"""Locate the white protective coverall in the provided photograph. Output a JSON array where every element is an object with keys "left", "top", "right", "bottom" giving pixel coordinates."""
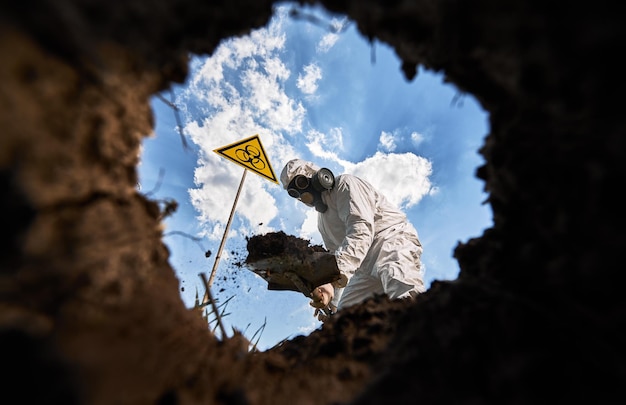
[{"left": 280, "top": 159, "right": 426, "bottom": 310}]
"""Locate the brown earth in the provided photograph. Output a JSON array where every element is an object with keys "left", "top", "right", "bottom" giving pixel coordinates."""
[
  {"left": 244, "top": 231, "right": 341, "bottom": 294},
  {"left": 1, "top": 1, "right": 624, "bottom": 404},
  {"left": 245, "top": 231, "right": 327, "bottom": 263}
]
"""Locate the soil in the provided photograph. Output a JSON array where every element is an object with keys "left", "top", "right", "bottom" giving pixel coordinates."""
[
  {"left": 1, "top": 1, "right": 624, "bottom": 405},
  {"left": 245, "top": 231, "right": 327, "bottom": 263}
]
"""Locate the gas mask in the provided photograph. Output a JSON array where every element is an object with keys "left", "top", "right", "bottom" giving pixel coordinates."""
[{"left": 287, "top": 168, "right": 335, "bottom": 213}]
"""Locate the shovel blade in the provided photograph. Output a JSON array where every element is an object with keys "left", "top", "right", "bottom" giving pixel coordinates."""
[{"left": 246, "top": 252, "right": 341, "bottom": 294}]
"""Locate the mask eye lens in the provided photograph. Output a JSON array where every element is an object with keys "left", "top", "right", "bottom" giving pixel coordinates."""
[
  {"left": 293, "top": 175, "right": 309, "bottom": 189},
  {"left": 287, "top": 175, "right": 310, "bottom": 199}
]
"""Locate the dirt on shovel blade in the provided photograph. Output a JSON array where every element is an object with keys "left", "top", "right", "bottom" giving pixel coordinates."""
[{"left": 244, "top": 231, "right": 341, "bottom": 294}]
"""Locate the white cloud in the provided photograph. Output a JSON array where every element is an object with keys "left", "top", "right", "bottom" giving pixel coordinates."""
[
  {"left": 330, "top": 17, "right": 349, "bottom": 33},
  {"left": 263, "top": 57, "right": 290, "bottom": 80},
  {"left": 316, "top": 17, "right": 348, "bottom": 53},
  {"left": 379, "top": 130, "right": 397, "bottom": 151},
  {"left": 242, "top": 67, "right": 306, "bottom": 133},
  {"left": 345, "top": 151, "right": 434, "bottom": 209},
  {"left": 411, "top": 131, "right": 426, "bottom": 146},
  {"left": 296, "top": 63, "right": 322, "bottom": 94},
  {"left": 317, "top": 32, "right": 339, "bottom": 53},
  {"left": 305, "top": 127, "right": 345, "bottom": 161}
]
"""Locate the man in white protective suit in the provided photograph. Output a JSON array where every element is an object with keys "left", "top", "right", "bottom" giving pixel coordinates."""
[{"left": 280, "top": 158, "right": 426, "bottom": 321}]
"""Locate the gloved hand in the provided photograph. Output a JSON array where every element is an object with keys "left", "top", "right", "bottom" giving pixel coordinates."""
[
  {"left": 310, "top": 283, "right": 337, "bottom": 322},
  {"left": 310, "top": 283, "right": 334, "bottom": 308}
]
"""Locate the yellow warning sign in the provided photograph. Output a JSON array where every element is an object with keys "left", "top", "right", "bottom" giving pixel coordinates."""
[{"left": 213, "top": 134, "right": 278, "bottom": 184}]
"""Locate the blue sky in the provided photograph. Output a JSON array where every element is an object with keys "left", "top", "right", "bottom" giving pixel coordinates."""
[{"left": 138, "top": 3, "right": 492, "bottom": 350}]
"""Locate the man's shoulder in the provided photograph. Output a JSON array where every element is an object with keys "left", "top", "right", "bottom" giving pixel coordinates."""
[
  {"left": 335, "top": 173, "right": 372, "bottom": 189},
  {"left": 336, "top": 173, "right": 358, "bottom": 181},
  {"left": 335, "top": 173, "right": 357, "bottom": 185}
]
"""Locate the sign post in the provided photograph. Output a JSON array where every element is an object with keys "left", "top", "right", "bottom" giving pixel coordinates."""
[
  {"left": 207, "top": 168, "right": 247, "bottom": 288},
  {"left": 202, "top": 134, "right": 278, "bottom": 304}
]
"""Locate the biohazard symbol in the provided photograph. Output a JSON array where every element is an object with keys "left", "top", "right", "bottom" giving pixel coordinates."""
[{"left": 213, "top": 134, "right": 278, "bottom": 184}]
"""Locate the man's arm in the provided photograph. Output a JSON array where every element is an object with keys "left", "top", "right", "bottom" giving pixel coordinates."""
[{"left": 333, "top": 176, "right": 376, "bottom": 280}]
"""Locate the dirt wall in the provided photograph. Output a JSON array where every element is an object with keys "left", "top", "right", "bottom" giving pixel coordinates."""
[{"left": 1, "top": 1, "right": 624, "bottom": 404}]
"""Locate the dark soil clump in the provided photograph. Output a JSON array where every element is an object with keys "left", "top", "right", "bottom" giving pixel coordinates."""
[{"left": 245, "top": 231, "right": 327, "bottom": 262}]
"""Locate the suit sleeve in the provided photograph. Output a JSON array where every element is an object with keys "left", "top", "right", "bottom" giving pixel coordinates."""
[{"left": 333, "top": 176, "right": 376, "bottom": 279}]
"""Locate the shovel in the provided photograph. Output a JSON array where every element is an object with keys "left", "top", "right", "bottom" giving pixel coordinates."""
[
  {"left": 246, "top": 251, "right": 341, "bottom": 294},
  {"left": 246, "top": 251, "right": 341, "bottom": 318}
]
